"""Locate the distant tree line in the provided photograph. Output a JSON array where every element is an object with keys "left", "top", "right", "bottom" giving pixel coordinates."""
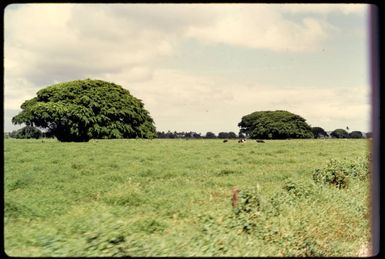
[
  {"left": 9, "top": 79, "right": 372, "bottom": 142},
  {"left": 312, "top": 127, "right": 371, "bottom": 139},
  {"left": 7, "top": 126, "right": 371, "bottom": 140},
  {"left": 156, "top": 131, "right": 244, "bottom": 139}
]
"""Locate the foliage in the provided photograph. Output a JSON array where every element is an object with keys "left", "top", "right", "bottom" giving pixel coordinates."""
[
  {"left": 349, "top": 131, "right": 364, "bottom": 139},
  {"left": 9, "top": 126, "right": 42, "bottom": 139},
  {"left": 156, "top": 131, "right": 203, "bottom": 139},
  {"left": 330, "top": 129, "right": 349, "bottom": 138},
  {"left": 311, "top": 127, "right": 328, "bottom": 138},
  {"left": 205, "top": 132, "right": 216, "bottom": 139},
  {"left": 282, "top": 179, "right": 316, "bottom": 198},
  {"left": 217, "top": 132, "right": 237, "bottom": 139},
  {"left": 312, "top": 160, "right": 349, "bottom": 189},
  {"left": 12, "top": 79, "right": 156, "bottom": 142},
  {"left": 238, "top": 110, "right": 313, "bottom": 139},
  {"left": 312, "top": 157, "right": 369, "bottom": 188},
  {"left": 185, "top": 131, "right": 201, "bottom": 138},
  {"left": 230, "top": 187, "right": 262, "bottom": 233}
]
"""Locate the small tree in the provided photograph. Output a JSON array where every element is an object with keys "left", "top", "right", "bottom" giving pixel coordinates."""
[
  {"left": 9, "top": 126, "right": 42, "bottom": 139},
  {"left": 349, "top": 131, "right": 363, "bottom": 139},
  {"left": 165, "top": 131, "right": 176, "bottom": 138},
  {"left": 330, "top": 129, "right": 349, "bottom": 138},
  {"left": 205, "top": 132, "right": 216, "bottom": 139},
  {"left": 311, "top": 127, "right": 328, "bottom": 138},
  {"left": 228, "top": 132, "right": 237, "bottom": 139},
  {"left": 218, "top": 132, "right": 229, "bottom": 139}
]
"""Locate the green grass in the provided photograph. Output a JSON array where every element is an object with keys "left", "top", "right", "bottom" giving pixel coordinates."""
[{"left": 4, "top": 138, "right": 371, "bottom": 256}]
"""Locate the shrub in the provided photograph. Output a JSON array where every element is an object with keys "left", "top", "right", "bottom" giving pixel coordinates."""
[
  {"left": 9, "top": 126, "right": 42, "bottom": 139},
  {"left": 311, "top": 127, "right": 328, "bottom": 138},
  {"left": 229, "top": 187, "right": 262, "bottom": 233},
  {"left": 205, "top": 132, "right": 216, "bottom": 139},
  {"left": 312, "top": 156, "right": 369, "bottom": 188},
  {"left": 313, "top": 159, "right": 349, "bottom": 189},
  {"left": 343, "top": 156, "right": 369, "bottom": 180},
  {"left": 282, "top": 180, "right": 316, "bottom": 198},
  {"left": 266, "top": 180, "right": 317, "bottom": 217},
  {"left": 348, "top": 131, "right": 363, "bottom": 139},
  {"left": 330, "top": 129, "right": 349, "bottom": 138}
]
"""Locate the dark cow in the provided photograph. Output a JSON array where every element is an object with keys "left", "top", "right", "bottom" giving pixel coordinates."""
[
  {"left": 256, "top": 139, "right": 265, "bottom": 143},
  {"left": 223, "top": 139, "right": 228, "bottom": 143}
]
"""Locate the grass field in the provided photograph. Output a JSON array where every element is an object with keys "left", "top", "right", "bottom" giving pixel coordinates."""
[{"left": 4, "top": 138, "right": 371, "bottom": 256}]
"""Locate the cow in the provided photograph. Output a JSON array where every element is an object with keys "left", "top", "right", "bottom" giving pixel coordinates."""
[
  {"left": 256, "top": 139, "right": 265, "bottom": 143},
  {"left": 238, "top": 139, "right": 246, "bottom": 143},
  {"left": 223, "top": 139, "right": 228, "bottom": 143}
]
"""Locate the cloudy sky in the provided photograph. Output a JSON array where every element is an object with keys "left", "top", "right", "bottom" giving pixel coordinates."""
[{"left": 4, "top": 3, "right": 371, "bottom": 134}]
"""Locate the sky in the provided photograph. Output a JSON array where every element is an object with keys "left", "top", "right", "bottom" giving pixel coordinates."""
[{"left": 4, "top": 3, "right": 371, "bottom": 134}]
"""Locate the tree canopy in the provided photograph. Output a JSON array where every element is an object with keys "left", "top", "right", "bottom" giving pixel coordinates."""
[
  {"left": 12, "top": 79, "right": 156, "bottom": 142},
  {"left": 205, "top": 132, "right": 216, "bottom": 139},
  {"left": 311, "top": 127, "right": 328, "bottom": 138},
  {"left": 238, "top": 110, "right": 313, "bottom": 139},
  {"left": 9, "top": 125, "right": 42, "bottom": 139},
  {"left": 330, "top": 129, "right": 349, "bottom": 138},
  {"left": 218, "top": 132, "right": 237, "bottom": 139},
  {"left": 348, "top": 131, "right": 363, "bottom": 139}
]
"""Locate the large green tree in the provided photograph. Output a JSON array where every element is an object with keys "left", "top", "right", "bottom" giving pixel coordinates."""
[
  {"left": 238, "top": 110, "right": 313, "bottom": 139},
  {"left": 12, "top": 79, "right": 156, "bottom": 142}
]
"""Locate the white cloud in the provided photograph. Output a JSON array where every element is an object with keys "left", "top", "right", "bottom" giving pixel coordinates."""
[
  {"left": 185, "top": 5, "right": 330, "bottom": 52},
  {"left": 4, "top": 4, "right": 176, "bottom": 87},
  {"left": 3, "top": 3, "right": 349, "bottom": 94},
  {"left": 94, "top": 68, "right": 370, "bottom": 133},
  {"left": 280, "top": 3, "right": 368, "bottom": 15},
  {"left": 4, "top": 4, "right": 370, "bottom": 133}
]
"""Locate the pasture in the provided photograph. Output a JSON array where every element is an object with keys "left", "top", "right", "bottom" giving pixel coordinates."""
[{"left": 4, "top": 138, "right": 371, "bottom": 256}]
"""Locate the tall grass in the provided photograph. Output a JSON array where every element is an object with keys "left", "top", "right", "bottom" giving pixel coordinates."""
[{"left": 4, "top": 138, "right": 370, "bottom": 256}]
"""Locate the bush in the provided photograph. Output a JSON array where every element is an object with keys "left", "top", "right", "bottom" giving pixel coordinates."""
[
  {"left": 217, "top": 132, "right": 237, "bottom": 139},
  {"left": 312, "top": 160, "right": 349, "bottom": 189},
  {"left": 348, "top": 131, "right": 363, "bottom": 139},
  {"left": 311, "top": 127, "right": 328, "bottom": 138},
  {"left": 330, "top": 129, "right": 349, "bottom": 138},
  {"left": 205, "top": 132, "right": 216, "bottom": 139},
  {"left": 282, "top": 180, "right": 316, "bottom": 198},
  {"left": 312, "top": 157, "right": 369, "bottom": 188},
  {"left": 9, "top": 126, "right": 42, "bottom": 139},
  {"left": 343, "top": 156, "right": 369, "bottom": 180},
  {"left": 229, "top": 187, "right": 262, "bottom": 233}
]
